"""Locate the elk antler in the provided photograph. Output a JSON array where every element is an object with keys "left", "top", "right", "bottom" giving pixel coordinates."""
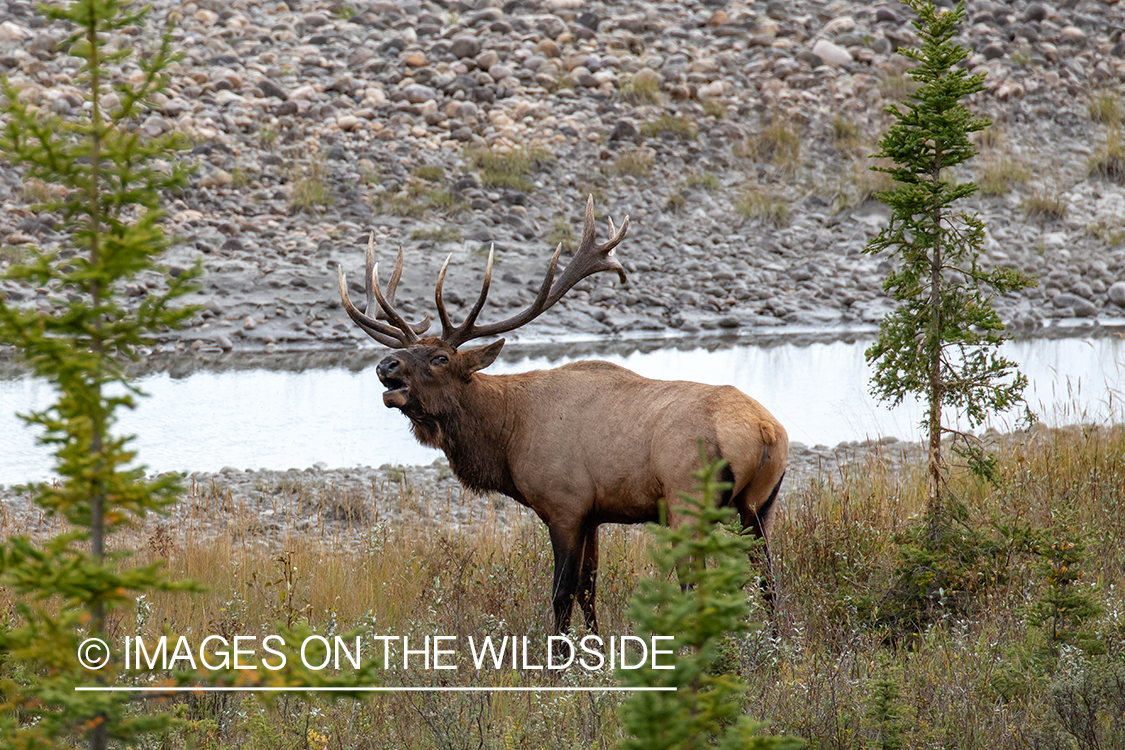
[
  {"left": 435, "top": 195, "right": 629, "bottom": 349},
  {"left": 337, "top": 233, "right": 432, "bottom": 348}
]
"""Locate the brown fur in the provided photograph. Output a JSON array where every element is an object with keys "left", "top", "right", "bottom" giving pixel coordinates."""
[{"left": 375, "top": 337, "right": 789, "bottom": 634}]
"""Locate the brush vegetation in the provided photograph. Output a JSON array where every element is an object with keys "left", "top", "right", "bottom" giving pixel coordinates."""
[
  {"left": 1023, "top": 187, "right": 1069, "bottom": 222},
  {"left": 736, "top": 187, "right": 790, "bottom": 227},
  {"left": 1088, "top": 127, "right": 1125, "bottom": 185},
  {"left": 2, "top": 425, "right": 1122, "bottom": 748},
  {"left": 747, "top": 117, "right": 801, "bottom": 170},
  {"left": 465, "top": 145, "right": 552, "bottom": 192},
  {"left": 639, "top": 114, "right": 697, "bottom": 141},
  {"left": 290, "top": 158, "right": 332, "bottom": 212},
  {"left": 605, "top": 148, "right": 655, "bottom": 177}
]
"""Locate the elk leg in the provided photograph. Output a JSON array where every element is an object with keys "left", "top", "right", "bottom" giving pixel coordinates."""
[
  {"left": 548, "top": 524, "right": 583, "bottom": 634},
  {"left": 737, "top": 472, "right": 785, "bottom": 609},
  {"left": 577, "top": 524, "right": 600, "bottom": 634}
]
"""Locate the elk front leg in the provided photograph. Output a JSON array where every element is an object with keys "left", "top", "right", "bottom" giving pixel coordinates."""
[
  {"left": 548, "top": 524, "right": 583, "bottom": 634},
  {"left": 577, "top": 523, "right": 599, "bottom": 634}
]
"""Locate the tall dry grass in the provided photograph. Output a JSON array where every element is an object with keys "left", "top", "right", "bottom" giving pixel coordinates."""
[{"left": 2, "top": 422, "right": 1123, "bottom": 748}]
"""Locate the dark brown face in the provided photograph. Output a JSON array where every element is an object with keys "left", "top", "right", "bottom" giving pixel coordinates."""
[{"left": 375, "top": 338, "right": 505, "bottom": 413}]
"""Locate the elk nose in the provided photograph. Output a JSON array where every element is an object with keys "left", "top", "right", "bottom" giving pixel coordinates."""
[{"left": 376, "top": 356, "right": 400, "bottom": 380}]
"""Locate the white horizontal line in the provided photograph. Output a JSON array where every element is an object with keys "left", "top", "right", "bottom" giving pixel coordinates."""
[{"left": 75, "top": 686, "right": 675, "bottom": 693}]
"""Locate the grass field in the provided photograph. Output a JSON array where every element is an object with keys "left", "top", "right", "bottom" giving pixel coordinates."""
[{"left": 2, "top": 421, "right": 1124, "bottom": 749}]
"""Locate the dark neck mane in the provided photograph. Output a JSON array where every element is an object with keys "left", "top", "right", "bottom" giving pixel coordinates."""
[{"left": 406, "top": 375, "right": 520, "bottom": 499}]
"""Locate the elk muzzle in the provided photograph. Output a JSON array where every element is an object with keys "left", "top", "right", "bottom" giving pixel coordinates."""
[{"left": 376, "top": 355, "right": 410, "bottom": 409}]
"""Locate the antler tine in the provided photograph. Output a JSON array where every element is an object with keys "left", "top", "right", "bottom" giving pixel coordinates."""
[
  {"left": 339, "top": 235, "right": 432, "bottom": 348},
  {"left": 544, "top": 194, "right": 628, "bottom": 307},
  {"left": 369, "top": 262, "right": 429, "bottom": 345},
  {"left": 435, "top": 197, "right": 627, "bottom": 350},
  {"left": 365, "top": 244, "right": 431, "bottom": 335},
  {"left": 440, "top": 245, "right": 495, "bottom": 344},
  {"left": 337, "top": 264, "right": 413, "bottom": 348},
  {"left": 364, "top": 233, "right": 377, "bottom": 317},
  {"left": 435, "top": 253, "right": 455, "bottom": 337}
]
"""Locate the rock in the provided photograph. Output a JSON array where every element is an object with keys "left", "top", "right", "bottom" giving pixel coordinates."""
[
  {"left": 401, "top": 84, "right": 437, "bottom": 104},
  {"left": 811, "top": 39, "right": 853, "bottom": 67},
  {"left": 301, "top": 13, "right": 329, "bottom": 28},
  {"left": 0, "top": 21, "right": 29, "bottom": 41},
  {"left": 983, "top": 43, "right": 1006, "bottom": 60},
  {"left": 289, "top": 85, "right": 317, "bottom": 101},
  {"left": 823, "top": 17, "right": 856, "bottom": 36},
  {"left": 875, "top": 7, "right": 902, "bottom": 24},
  {"left": 1053, "top": 293, "right": 1098, "bottom": 317},
  {"left": 576, "top": 12, "right": 600, "bottom": 30},
  {"left": 537, "top": 39, "right": 561, "bottom": 58},
  {"left": 1059, "top": 26, "right": 1087, "bottom": 45},
  {"left": 199, "top": 169, "right": 233, "bottom": 188},
  {"left": 1108, "top": 281, "right": 1125, "bottom": 307},
  {"left": 259, "top": 79, "right": 287, "bottom": 100},
  {"left": 632, "top": 67, "right": 661, "bottom": 90},
  {"left": 451, "top": 35, "right": 481, "bottom": 59},
  {"left": 141, "top": 116, "right": 170, "bottom": 137},
  {"left": 797, "top": 50, "right": 823, "bottom": 68}
]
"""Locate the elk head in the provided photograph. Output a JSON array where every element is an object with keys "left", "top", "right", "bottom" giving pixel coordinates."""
[{"left": 337, "top": 197, "right": 630, "bottom": 414}]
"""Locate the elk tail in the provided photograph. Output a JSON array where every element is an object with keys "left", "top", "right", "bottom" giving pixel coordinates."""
[{"left": 756, "top": 421, "right": 777, "bottom": 473}]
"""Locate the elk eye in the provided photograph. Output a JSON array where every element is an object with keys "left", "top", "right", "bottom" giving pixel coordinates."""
[{"left": 431, "top": 354, "right": 449, "bottom": 367}]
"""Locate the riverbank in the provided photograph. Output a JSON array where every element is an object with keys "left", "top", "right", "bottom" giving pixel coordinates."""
[
  {"left": 0, "top": 425, "right": 1016, "bottom": 539},
  {"left": 2, "top": 1, "right": 1125, "bottom": 357}
]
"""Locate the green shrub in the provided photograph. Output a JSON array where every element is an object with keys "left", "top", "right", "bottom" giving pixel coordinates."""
[
  {"left": 616, "top": 450, "right": 802, "bottom": 750},
  {"left": 684, "top": 170, "right": 720, "bottom": 191},
  {"left": 414, "top": 165, "right": 445, "bottom": 182},
  {"left": 464, "top": 145, "right": 552, "bottom": 191},
  {"left": 0, "top": 1, "right": 201, "bottom": 745},
  {"left": 291, "top": 159, "right": 332, "bottom": 211},
  {"left": 639, "top": 114, "right": 697, "bottom": 140},
  {"left": 876, "top": 501, "right": 1009, "bottom": 639},
  {"left": 547, "top": 215, "right": 576, "bottom": 249}
]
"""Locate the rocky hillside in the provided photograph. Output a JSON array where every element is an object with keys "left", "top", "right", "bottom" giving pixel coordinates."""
[{"left": 2, "top": 0, "right": 1125, "bottom": 355}]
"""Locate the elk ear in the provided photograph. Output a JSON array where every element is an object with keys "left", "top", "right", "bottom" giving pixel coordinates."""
[{"left": 459, "top": 339, "right": 505, "bottom": 376}]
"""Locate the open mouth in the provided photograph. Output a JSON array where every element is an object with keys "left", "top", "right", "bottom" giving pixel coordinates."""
[{"left": 380, "top": 377, "right": 410, "bottom": 408}]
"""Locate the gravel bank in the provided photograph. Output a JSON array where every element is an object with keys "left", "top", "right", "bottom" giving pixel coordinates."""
[
  {"left": 1, "top": 0, "right": 1125, "bottom": 357},
  {"left": 0, "top": 432, "right": 932, "bottom": 544}
]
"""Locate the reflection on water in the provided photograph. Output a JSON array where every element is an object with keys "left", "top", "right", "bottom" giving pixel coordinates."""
[{"left": 1, "top": 334, "right": 1122, "bottom": 485}]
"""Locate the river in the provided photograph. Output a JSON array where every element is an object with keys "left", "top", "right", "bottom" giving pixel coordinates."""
[{"left": 1, "top": 331, "right": 1121, "bottom": 485}]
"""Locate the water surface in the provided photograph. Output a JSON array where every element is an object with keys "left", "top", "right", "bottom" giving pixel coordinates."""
[{"left": 1, "top": 334, "right": 1121, "bottom": 485}]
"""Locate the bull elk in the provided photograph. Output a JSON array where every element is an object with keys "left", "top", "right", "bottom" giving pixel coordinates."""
[{"left": 337, "top": 197, "right": 788, "bottom": 634}]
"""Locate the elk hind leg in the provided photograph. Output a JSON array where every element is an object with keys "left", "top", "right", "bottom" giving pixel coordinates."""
[
  {"left": 735, "top": 471, "right": 784, "bottom": 608},
  {"left": 576, "top": 523, "right": 599, "bottom": 634},
  {"left": 548, "top": 524, "right": 584, "bottom": 634}
]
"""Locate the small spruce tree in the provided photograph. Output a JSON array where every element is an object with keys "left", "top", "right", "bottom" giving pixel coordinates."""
[
  {"left": 863, "top": 0, "right": 1035, "bottom": 523},
  {"left": 0, "top": 1, "right": 199, "bottom": 747},
  {"left": 616, "top": 448, "right": 802, "bottom": 750}
]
